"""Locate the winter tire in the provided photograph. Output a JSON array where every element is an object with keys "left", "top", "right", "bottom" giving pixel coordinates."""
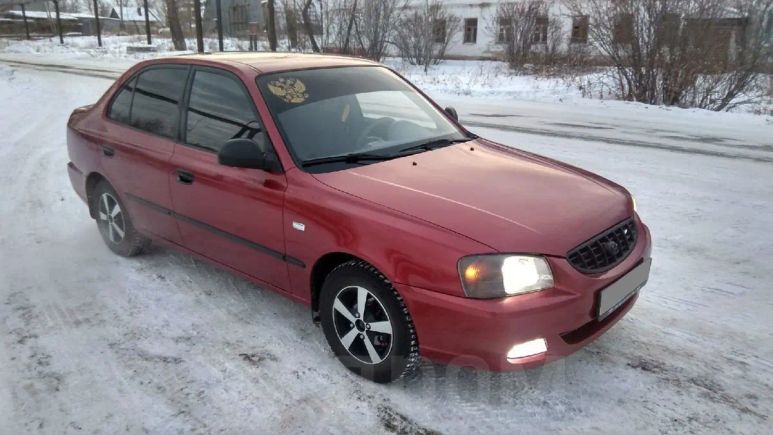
[
  {"left": 320, "top": 260, "right": 420, "bottom": 383},
  {"left": 92, "top": 180, "right": 150, "bottom": 257}
]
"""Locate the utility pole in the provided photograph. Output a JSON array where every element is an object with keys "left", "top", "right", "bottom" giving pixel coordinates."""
[
  {"left": 53, "top": 0, "right": 63, "bottom": 44},
  {"left": 92, "top": 0, "right": 102, "bottom": 47},
  {"left": 21, "top": 3, "right": 31, "bottom": 40},
  {"left": 143, "top": 0, "right": 151, "bottom": 44},
  {"left": 267, "top": 0, "right": 277, "bottom": 51},
  {"left": 216, "top": 0, "right": 224, "bottom": 51},
  {"left": 119, "top": 0, "right": 124, "bottom": 32}
]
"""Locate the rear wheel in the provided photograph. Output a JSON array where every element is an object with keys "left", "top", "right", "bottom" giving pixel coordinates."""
[
  {"left": 92, "top": 181, "right": 150, "bottom": 257},
  {"left": 320, "top": 260, "right": 419, "bottom": 383}
]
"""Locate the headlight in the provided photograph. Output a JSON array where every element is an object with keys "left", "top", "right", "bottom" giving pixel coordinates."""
[
  {"left": 458, "top": 255, "right": 554, "bottom": 299},
  {"left": 632, "top": 196, "right": 638, "bottom": 213}
]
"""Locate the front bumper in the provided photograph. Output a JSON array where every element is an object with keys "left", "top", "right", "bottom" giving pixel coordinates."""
[{"left": 398, "top": 221, "right": 652, "bottom": 372}]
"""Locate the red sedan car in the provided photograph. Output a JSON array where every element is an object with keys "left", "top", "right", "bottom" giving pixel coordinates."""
[{"left": 67, "top": 53, "right": 652, "bottom": 383}]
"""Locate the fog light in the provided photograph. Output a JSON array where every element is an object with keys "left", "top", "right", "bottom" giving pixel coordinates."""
[{"left": 507, "top": 338, "right": 547, "bottom": 361}]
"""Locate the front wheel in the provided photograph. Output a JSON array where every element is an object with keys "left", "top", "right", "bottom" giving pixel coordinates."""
[
  {"left": 320, "top": 260, "right": 420, "bottom": 383},
  {"left": 92, "top": 180, "right": 150, "bottom": 257}
]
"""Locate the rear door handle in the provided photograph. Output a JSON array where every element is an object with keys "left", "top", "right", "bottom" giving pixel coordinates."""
[
  {"left": 102, "top": 145, "right": 114, "bottom": 157},
  {"left": 176, "top": 169, "right": 195, "bottom": 185}
]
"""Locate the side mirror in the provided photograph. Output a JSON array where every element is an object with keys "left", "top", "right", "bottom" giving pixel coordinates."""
[
  {"left": 218, "top": 138, "right": 274, "bottom": 170},
  {"left": 444, "top": 106, "right": 459, "bottom": 121}
]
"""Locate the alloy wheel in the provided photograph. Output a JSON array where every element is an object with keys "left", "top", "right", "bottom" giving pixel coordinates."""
[
  {"left": 332, "top": 286, "right": 393, "bottom": 365},
  {"left": 97, "top": 192, "right": 125, "bottom": 244}
]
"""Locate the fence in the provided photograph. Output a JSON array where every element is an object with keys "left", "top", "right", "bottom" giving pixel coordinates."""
[{"left": 0, "top": 0, "right": 272, "bottom": 53}]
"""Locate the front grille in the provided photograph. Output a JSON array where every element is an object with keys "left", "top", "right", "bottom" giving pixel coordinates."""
[{"left": 567, "top": 219, "right": 637, "bottom": 274}]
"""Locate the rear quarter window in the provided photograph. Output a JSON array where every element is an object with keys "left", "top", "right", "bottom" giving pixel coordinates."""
[{"left": 107, "top": 76, "right": 135, "bottom": 124}]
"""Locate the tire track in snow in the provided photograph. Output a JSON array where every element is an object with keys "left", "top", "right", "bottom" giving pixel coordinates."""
[
  {"left": 0, "top": 59, "right": 122, "bottom": 80},
  {"left": 463, "top": 120, "right": 773, "bottom": 164},
  {"left": 1, "top": 291, "right": 69, "bottom": 432}
]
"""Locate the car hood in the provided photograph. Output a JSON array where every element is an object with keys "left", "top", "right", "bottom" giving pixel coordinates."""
[{"left": 312, "top": 140, "right": 632, "bottom": 257}]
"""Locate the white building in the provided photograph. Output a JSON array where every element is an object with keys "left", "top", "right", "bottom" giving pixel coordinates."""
[
  {"left": 406, "top": 0, "right": 757, "bottom": 62},
  {"left": 407, "top": 0, "right": 582, "bottom": 60}
]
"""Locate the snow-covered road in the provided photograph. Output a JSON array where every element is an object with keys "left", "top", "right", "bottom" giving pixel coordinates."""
[{"left": 0, "top": 60, "right": 771, "bottom": 434}]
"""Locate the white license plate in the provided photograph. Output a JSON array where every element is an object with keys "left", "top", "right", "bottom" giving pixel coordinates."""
[{"left": 597, "top": 259, "right": 651, "bottom": 320}]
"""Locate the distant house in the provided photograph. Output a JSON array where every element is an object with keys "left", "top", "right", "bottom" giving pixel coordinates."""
[
  {"left": 0, "top": 9, "right": 82, "bottom": 36},
  {"left": 399, "top": 0, "right": 762, "bottom": 61},
  {"left": 108, "top": 6, "right": 162, "bottom": 33},
  {"left": 0, "top": 3, "right": 163, "bottom": 37},
  {"left": 109, "top": 6, "right": 161, "bottom": 28}
]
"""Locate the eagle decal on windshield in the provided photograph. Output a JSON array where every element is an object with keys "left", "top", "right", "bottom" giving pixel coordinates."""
[{"left": 267, "top": 78, "right": 309, "bottom": 104}]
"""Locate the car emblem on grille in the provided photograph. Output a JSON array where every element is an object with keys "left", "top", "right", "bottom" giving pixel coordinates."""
[{"left": 602, "top": 241, "right": 620, "bottom": 257}]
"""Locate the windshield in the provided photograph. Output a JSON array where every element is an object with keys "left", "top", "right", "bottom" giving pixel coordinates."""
[{"left": 256, "top": 66, "right": 467, "bottom": 172}]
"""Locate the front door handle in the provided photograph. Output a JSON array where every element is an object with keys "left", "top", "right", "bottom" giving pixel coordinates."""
[
  {"left": 102, "top": 145, "right": 115, "bottom": 157},
  {"left": 176, "top": 169, "right": 195, "bottom": 185}
]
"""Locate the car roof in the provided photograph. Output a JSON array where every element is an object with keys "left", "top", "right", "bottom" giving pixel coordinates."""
[{"left": 171, "top": 52, "right": 380, "bottom": 74}]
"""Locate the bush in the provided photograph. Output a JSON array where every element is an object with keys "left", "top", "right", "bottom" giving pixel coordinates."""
[{"left": 565, "top": 0, "right": 773, "bottom": 111}]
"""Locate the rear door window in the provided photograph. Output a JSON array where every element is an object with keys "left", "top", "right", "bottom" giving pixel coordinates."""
[
  {"left": 129, "top": 66, "right": 188, "bottom": 139},
  {"left": 185, "top": 69, "right": 266, "bottom": 152}
]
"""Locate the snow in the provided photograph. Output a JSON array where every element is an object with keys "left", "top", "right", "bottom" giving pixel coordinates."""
[
  {"left": 109, "top": 6, "right": 161, "bottom": 22},
  {"left": 0, "top": 52, "right": 772, "bottom": 434},
  {"left": 0, "top": 36, "right": 269, "bottom": 62},
  {"left": 389, "top": 59, "right": 773, "bottom": 116},
  {"left": 4, "top": 10, "right": 80, "bottom": 21},
  {"left": 387, "top": 59, "right": 575, "bottom": 101}
]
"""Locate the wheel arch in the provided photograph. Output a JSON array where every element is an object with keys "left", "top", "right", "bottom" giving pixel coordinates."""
[
  {"left": 85, "top": 172, "right": 108, "bottom": 219},
  {"left": 310, "top": 252, "right": 358, "bottom": 321},
  {"left": 310, "top": 251, "right": 399, "bottom": 322}
]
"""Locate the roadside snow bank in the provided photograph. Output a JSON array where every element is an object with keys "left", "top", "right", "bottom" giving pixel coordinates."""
[{"left": 0, "top": 36, "right": 769, "bottom": 115}]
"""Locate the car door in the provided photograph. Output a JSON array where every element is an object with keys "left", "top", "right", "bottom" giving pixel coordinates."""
[
  {"left": 101, "top": 65, "right": 188, "bottom": 244},
  {"left": 169, "top": 66, "right": 291, "bottom": 291}
]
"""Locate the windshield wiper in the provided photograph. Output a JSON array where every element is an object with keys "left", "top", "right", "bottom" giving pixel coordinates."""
[
  {"left": 302, "top": 137, "right": 473, "bottom": 168},
  {"left": 301, "top": 152, "right": 395, "bottom": 168},
  {"left": 398, "top": 137, "right": 470, "bottom": 154}
]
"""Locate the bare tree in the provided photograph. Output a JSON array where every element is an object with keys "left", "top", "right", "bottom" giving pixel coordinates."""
[
  {"left": 302, "top": 0, "right": 321, "bottom": 52},
  {"left": 58, "top": 0, "right": 82, "bottom": 13},
  {"left": 394, "top": 0, "right": 460, "bottom": 72},
  {"left": 679, "top": 0, "right": 773, "bottom": 110},
  {"left": 343, "top": 0, "right": 357, "bottom": 52},
  {"left": 491, "top": 0, "right": 564, "bottom": 72},
  {"left": 282, "top": 2, "right": 300, "bottom": 48},
  {"left": 83, "top": 0, "right": 111, "bottom": 16},
  {"left": 163, "top": 0, "right": 186, "bottom": 50},
  {"left": 354, "top": 0, "right": 405, "bottom": 61},
  {"left": 319, "top": 0, "right": 404, "bottom": 59},
  {"left": 319, "top": 0, "right": 343, "bottom": 51},
  {"left": 319, "top": 0, "right": 358, "bottom": 53},
  {"left": 267, "top": 0, "right": 278, "bottom": 51},
  {"left": 565, "top": 0, "right": 772, "bottom": 111}
]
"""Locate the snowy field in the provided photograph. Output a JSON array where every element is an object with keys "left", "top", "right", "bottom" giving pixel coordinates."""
[{"left": 0, "top": 51, "right": 772, "bottom": 434}]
